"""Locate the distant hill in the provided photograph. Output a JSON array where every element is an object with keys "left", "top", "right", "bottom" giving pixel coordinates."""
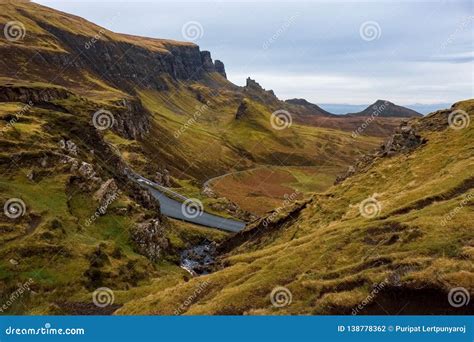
[
  {"left": 347, "top": 100, "right": 423, "bottom": 118},
  {"left": 284, "top": 98, "right": 335, "bottom": 116},
  {"left": 319, "top": 103, "right": 450, "bottom": 115}
]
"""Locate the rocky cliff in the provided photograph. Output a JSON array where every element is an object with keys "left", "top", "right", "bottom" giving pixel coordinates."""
[{"left": 0, "top": 1, "right": 227, "bottom": 94}]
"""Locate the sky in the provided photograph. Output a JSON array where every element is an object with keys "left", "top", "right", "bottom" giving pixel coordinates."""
[{"left": 35, "top": 0, "right": 473, "bottom": 109}]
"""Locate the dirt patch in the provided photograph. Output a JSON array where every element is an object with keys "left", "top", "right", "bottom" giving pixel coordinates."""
[{"left": 211, "top": 167, "right": 302, "bottom": 215}]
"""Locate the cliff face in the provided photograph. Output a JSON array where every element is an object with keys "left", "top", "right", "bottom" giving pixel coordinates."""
[
  {"left": 0, "top": 2, "right": 227, "bottom": 93},
  {"left": 200, "top": 51, "right": 227, "bottom": 79}
]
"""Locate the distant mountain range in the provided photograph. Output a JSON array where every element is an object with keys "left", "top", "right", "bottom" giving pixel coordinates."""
[
  {"left": 286, "top": 98, "right": 423, "bottom": 119},
  {"left": 318, "top": 102, "right": 451, "bottom": 115}
]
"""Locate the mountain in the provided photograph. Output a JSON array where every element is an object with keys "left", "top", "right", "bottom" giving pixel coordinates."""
[
  {"left": 347, "top": 100, "right": 423, "bottom": 118},
  {"left": 0, "top": 1, "right": 386, "bottom": 314},
  {"left": 118, "top": 99, "right": 474, "bottom": 315},
  {"left": 284, "top": 98, "right": 335, "bottom": 117},
  {"left": 1, "top": 1, "right": 470, "bottom": 316},
  {"left": 320, "top": 103, "right": 451, "bottom": 115},
  {"left": 0, "top": 1, "right": 227, "bottom": 93}
]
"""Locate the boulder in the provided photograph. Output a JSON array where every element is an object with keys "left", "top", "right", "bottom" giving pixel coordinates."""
[
  {"left": 235, "top": 100, "right": 249, "bottom": 120},
  {"left": 93, "top": 179, "right": 119, "bottom": 214},
  {"left": 131, "top": 218, "right": 168, "bottom": 262}
]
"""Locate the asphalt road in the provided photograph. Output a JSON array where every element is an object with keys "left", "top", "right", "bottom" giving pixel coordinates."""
[{"left": 133, "top": 174, "right": 246, "bottom": 233}]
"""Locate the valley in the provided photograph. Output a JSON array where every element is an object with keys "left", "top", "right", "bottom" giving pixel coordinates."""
[{"left": 0, "top": 0, "right": 472, "bottom": 316}]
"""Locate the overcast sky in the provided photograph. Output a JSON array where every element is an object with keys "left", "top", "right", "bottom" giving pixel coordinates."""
[{"left": 35, "top": 0, "right": 473, "bottom": 106}]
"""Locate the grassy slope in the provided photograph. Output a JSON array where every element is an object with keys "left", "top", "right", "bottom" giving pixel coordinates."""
[
  {"left": 132, "top": 79, "right": 381, "bottom": 214},
  {"left": 0, "top": 96, "right": 229, "bottom": 314},
  {"left": 117, "top": 100, "right": 473, "bottom": 315},
  {"left": 1, "top": 1, "right": 385, "bottom": 216},
  {"left": 0, "top": 1, "right": 439, "bottom": 315}
]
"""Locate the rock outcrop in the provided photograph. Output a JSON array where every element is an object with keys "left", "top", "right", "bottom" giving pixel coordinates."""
[
  {"left": 235, "top": 100, "right": 249, "bottom": 120},
  {"left": 243, "top": 77, "right": 278, "bottom": 103},
  {"left": 154, "top": 168, "right": 171, "bottom": 187},
  {"left": 131, "top": 218, "right": 169, "bottom": 262},
  {"left": 214, "top": 60, "right": 226, "bottom": 78},
  {"left": 0, "top": 85, "right": 70, "bottom": 104},
  {"left": 199, "top": 51, "right": 226, "bottom": 78},
  {"left": 112, "top": 98, "right": 150, "bottom": 140},
  {"left": 93, "top": 179, "right": 119, "bottom": 214},
  {"left": 335, "top": 121, "right": 427, "bottom": 184}
]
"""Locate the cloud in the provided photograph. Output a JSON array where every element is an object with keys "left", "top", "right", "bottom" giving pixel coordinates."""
[{"left": 35, "top": 0, "right": 473, "bottom": 104}]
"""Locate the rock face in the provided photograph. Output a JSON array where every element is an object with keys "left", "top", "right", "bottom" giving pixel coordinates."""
[
  {"left": 0, "top": 85, "right": 70, "bottom": 103},
  {"left": 243, "top": 77, "right": 278, "bottom": 103},
  {"left": 199, "top": 51, "right": 226, "bottom": 78},
  {"left": 235, "top": 100, "right": 249, "bottom": 120},
  {"left": 93, "top": 179, "right": 119, "bottom": 213},
  {"left": 200, "top": 51, "right": 215, "bottom": 72},
  {"left": 131, "top": 218, "right": 168, "bottom": 262},
  {"left": 214, "top": 60, "right": 227, "bottom": 78},
  {"left": 112, "top": 99, "right": 150, "bottom": 140},
  {"left": 180, "top": 241, "right": 217, "bottom": 275},
  {"left": 335, "top": 121, "right": 426, "bottom": 184},
  {"left": 36, "top": 23, "right": 209, "bottom": 90},
  {"left": 154, "top": 168, "right": 171, "bottom": 187},
  {"left": 381, "top": 123, "right": 424, "bottom": 156},
  {"left": 245, "top": 77, "right": 267, "bottom": 92},
  {"left": 1, "top": 17, "right": 227, "bottom": 93}
]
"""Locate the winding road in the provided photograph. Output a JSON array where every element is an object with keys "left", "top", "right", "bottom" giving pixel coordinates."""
[{"left": 130, "top": 173, "right": 246, "bottom": 233}]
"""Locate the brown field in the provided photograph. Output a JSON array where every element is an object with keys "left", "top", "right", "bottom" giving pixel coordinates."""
[{"left": 208, "top": 165, "right": 345, "bottom": 215}]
